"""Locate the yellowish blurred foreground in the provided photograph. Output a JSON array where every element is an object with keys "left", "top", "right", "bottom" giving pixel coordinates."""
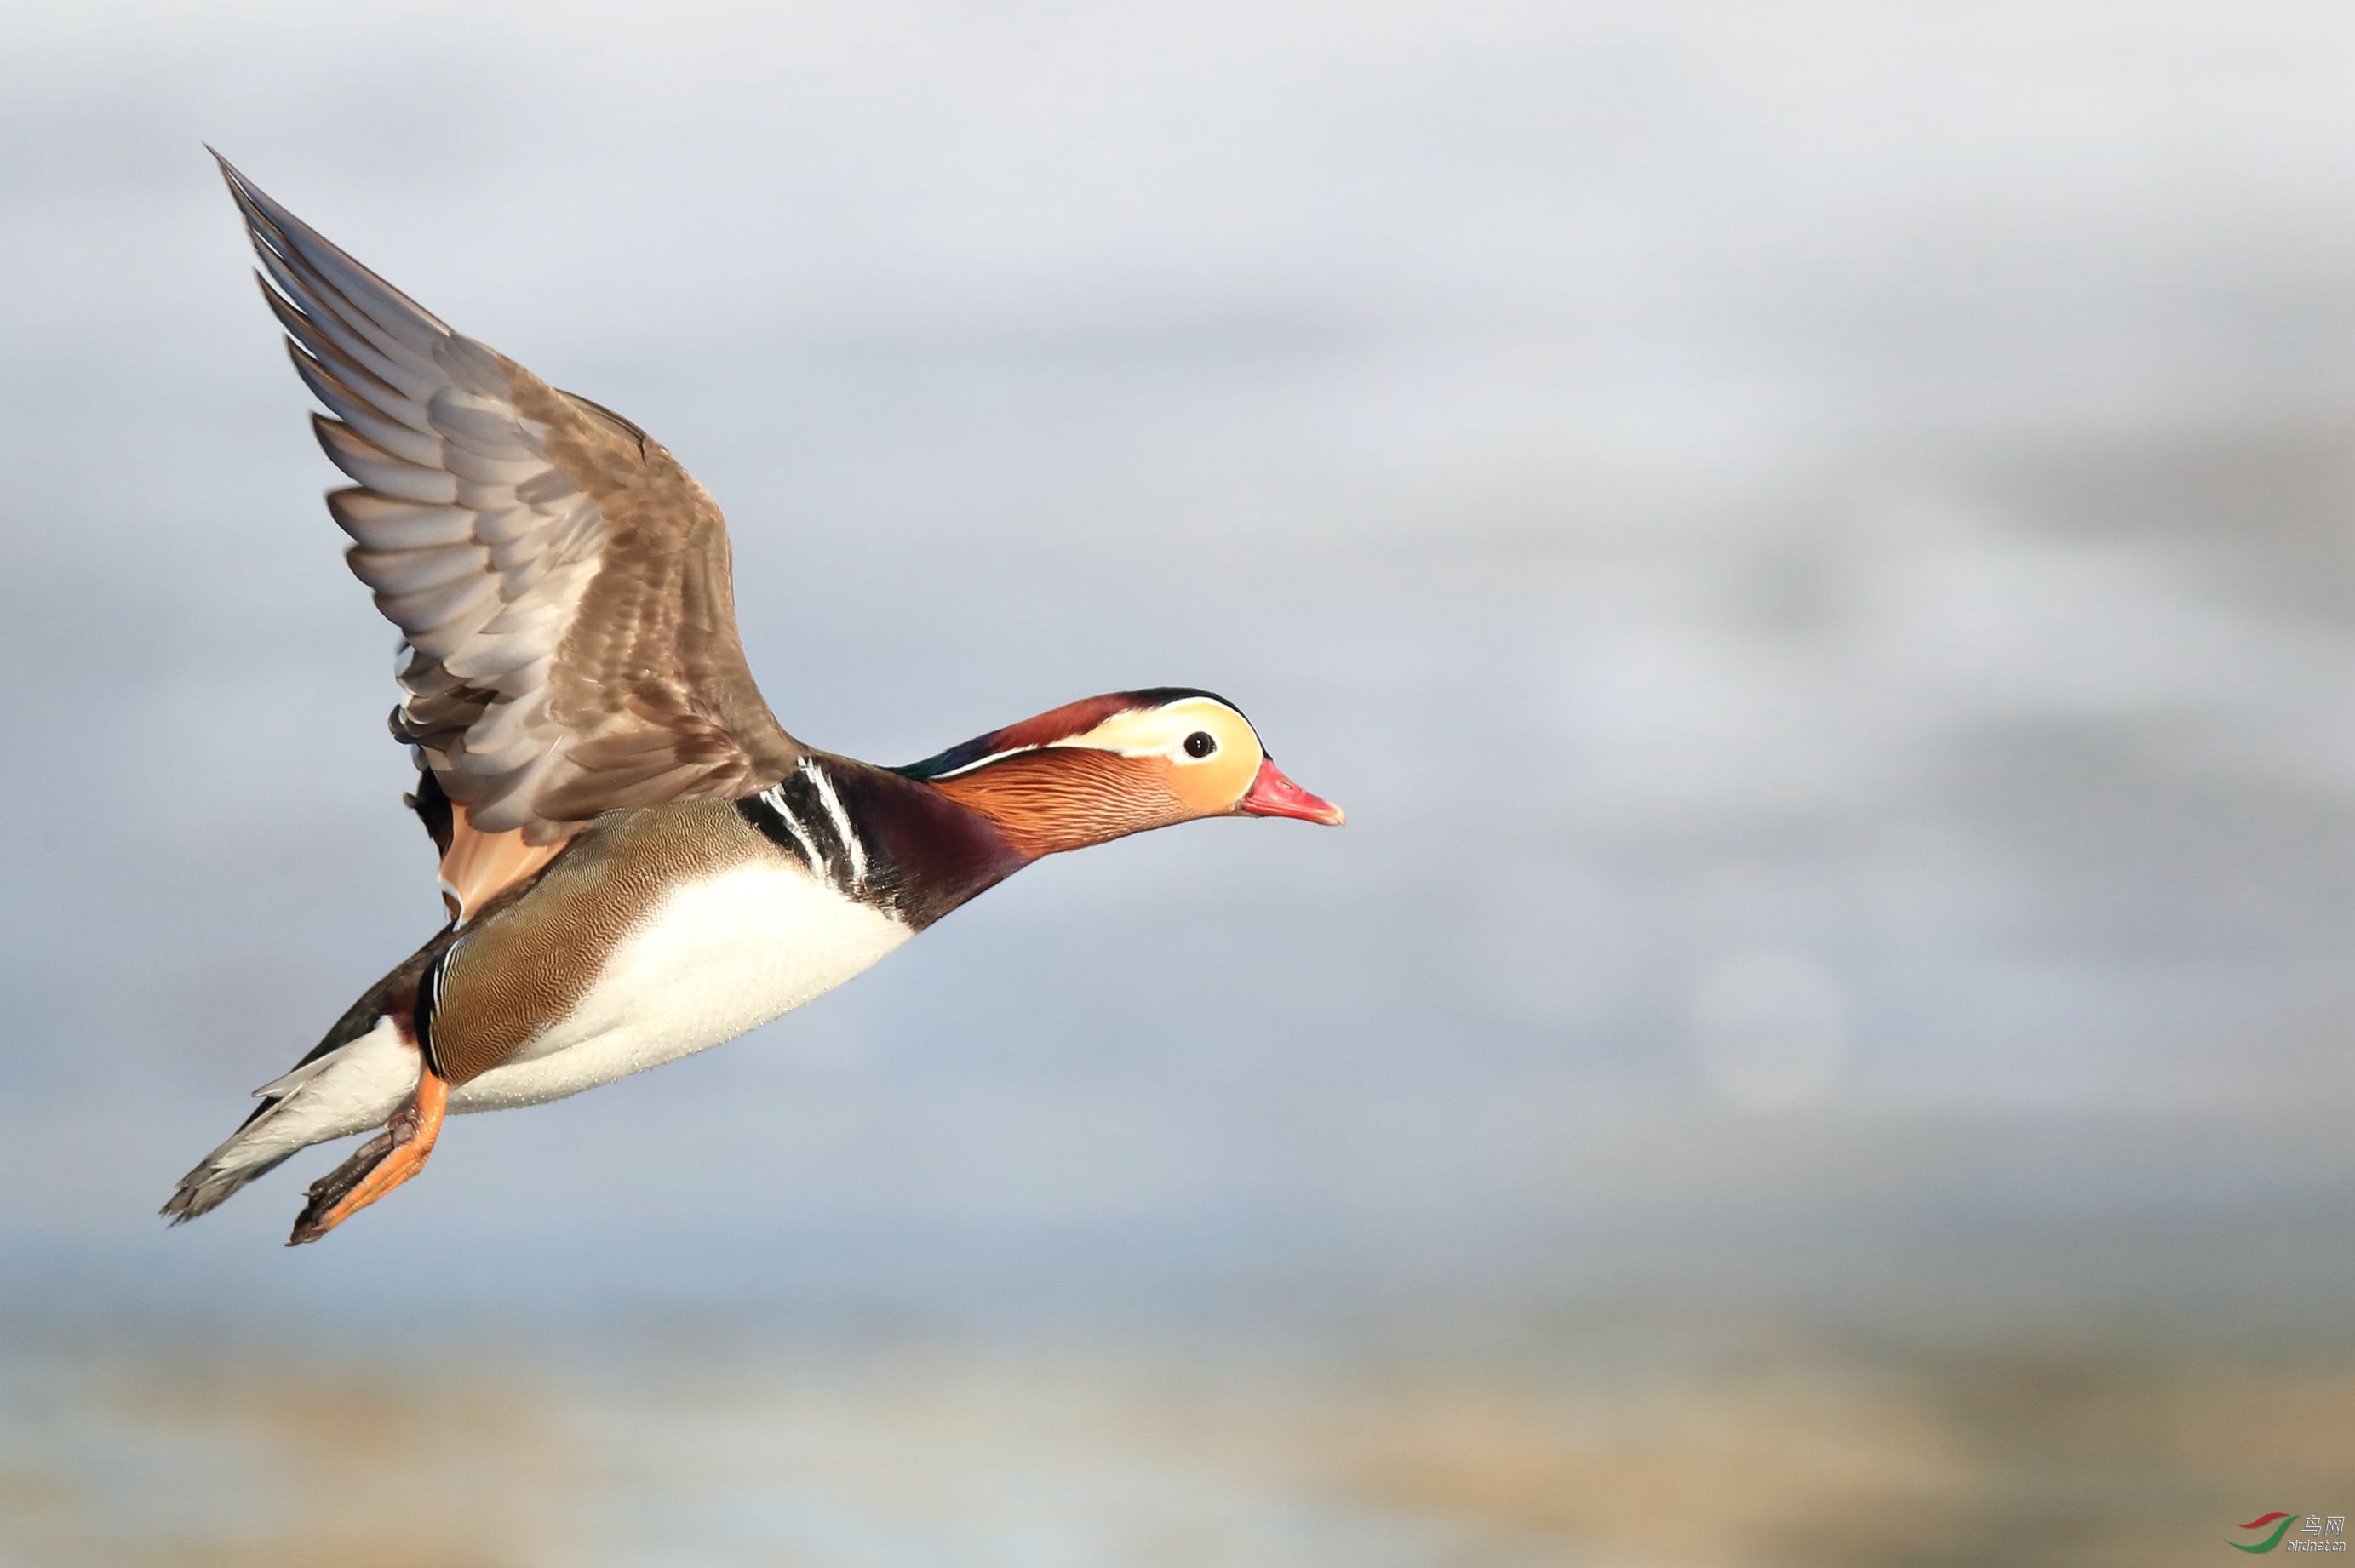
[{"left": 5, "top": 1320, "right": 2347, "bottom": 1568}]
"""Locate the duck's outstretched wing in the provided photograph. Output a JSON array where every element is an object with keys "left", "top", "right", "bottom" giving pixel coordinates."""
[{"left": 216, "top": 153, "right": 803, "bottom": 849}]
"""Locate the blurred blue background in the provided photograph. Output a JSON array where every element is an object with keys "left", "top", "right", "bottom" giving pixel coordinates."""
[{"left": 4, "top": 3, "right": 2352, "bottom": 1563}]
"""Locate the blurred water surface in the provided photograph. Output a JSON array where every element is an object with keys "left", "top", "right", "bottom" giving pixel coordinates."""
[{"left": 3, "top": 2, "right": 2353, "bottom": 1564}]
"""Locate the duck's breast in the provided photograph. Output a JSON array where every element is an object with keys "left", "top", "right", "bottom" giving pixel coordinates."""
[{"left": 447, "top": 857, "right": 910, "bottom": 1113}]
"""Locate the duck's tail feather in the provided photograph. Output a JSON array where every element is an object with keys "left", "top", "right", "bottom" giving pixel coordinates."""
[
  {"left": 162, "top": 1135, "right": 300, "bottom": 1225},
  {"left": 161, "top": 1010, "right": 425, "bottom": 1227}
]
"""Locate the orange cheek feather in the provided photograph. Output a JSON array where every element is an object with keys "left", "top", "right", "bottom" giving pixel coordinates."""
[{"left": 932, "top": 751, "right": 1188, "bottom": 857}]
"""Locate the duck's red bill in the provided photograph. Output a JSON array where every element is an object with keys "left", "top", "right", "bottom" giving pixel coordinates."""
[{"left": 1236, "top": 758, "right": 1346, "bottom": 826}]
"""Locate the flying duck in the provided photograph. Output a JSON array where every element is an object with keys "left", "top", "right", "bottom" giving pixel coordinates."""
[{"left": 164, "top": 156, "right": 1344, "bottom": 1245}]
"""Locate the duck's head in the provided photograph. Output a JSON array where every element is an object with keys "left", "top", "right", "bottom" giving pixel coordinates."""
[{"left": 902, "top": 687, "right": 1344, "bottom": 857}]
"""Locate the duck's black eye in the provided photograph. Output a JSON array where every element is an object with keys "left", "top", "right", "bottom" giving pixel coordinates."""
[{"left": 1184, "top": 730, "right": 1217, "bottom": 758}]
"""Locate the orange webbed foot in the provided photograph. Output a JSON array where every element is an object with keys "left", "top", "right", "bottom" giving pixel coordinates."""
[{"left": 287, "top": 1070, "right": 449, "bottom": 1245}]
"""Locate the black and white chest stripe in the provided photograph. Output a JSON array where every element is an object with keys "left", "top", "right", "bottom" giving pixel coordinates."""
[{"left": 738, "top": 758, "right": 893, "bottom": 912}]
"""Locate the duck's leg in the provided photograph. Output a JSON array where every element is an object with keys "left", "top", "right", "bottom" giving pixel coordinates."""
[{"left": 286, "top": 1067, "right": 449, "bottom": 1245}]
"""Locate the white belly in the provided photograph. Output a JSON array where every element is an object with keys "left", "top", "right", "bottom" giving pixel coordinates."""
[{"left": 448, "top": 859, "right": 911, "bottom": 1114}]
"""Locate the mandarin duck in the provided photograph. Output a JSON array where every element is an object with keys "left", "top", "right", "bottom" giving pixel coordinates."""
[{"left": 164, "top": 157, "right": 1343, "bottom": 1245}]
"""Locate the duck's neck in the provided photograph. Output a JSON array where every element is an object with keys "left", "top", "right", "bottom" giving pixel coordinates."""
[{"left": 799, "top": 758, "right": 1031, "bottom": 930}]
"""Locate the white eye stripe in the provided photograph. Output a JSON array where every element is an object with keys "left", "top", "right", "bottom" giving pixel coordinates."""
[
  {"left": 1060, "top": 698, "right": 1244, "bottom": 759},
  {"left": 928, "top": 698, "right": 1247, "bottom": 776}
]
